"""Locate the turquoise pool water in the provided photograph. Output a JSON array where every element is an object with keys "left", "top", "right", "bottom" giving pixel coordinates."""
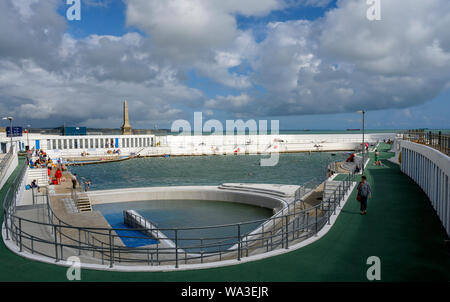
[
  {"left": 70, "top": 152, "right": 347, "bottom": 190},
  {"left": 94, "top": 200, "right": 273, "bottom": 250}
]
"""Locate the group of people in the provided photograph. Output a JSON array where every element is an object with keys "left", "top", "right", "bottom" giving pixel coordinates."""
[
  {"left": 48, "top": 166, "right": 64, "bottom": 185},
  {"left": 70, "top": 173, "right": 92, "bottom": 191},
  {"left": 27, "top": 149, "right": 54, "bottom": 169},
  {"left": 106, "top": 149, "right": 121, "bottom": 155},
  {"left": 360, "top": 142, "right": 370, "bottom": 152},
  {"left": 29, "top": 168, "right": 91, "bottom": 192},
  {"left": 26, "top": 148, "right": 89, "bottom": 190}
]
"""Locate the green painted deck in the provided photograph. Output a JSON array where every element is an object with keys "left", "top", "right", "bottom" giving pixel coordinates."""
[{"left": 1, "top": 145, "right": 449, "bottom": 282}]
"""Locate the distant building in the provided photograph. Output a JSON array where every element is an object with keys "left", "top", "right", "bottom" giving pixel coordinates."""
[{"left": 61, "top": 126, "right": 87, "bottom": 136}]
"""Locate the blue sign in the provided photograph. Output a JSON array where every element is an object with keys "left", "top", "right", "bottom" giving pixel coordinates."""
[{"left": 6, "top": 127, "right": 23, "bottom": 137}]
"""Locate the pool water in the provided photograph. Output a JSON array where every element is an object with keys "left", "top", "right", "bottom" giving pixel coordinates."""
[
  {"left": 70, "top": 152, "right": 347, "bottom": 190},
  {"left": 94, "top": 200, "right": 273, "bottom": 250}
]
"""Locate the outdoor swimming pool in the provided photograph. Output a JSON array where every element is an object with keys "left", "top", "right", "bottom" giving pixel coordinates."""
[
  {"left": 70, "top": 152, "right": 347, "bottom": 190},
  {"left": 72, "top": 152, "right": 347, "bottom": 251},
  {"left": 94, "top": 199, "right": 273, "bottom": 251}
]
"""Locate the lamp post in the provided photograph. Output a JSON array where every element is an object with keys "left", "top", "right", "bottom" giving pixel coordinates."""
[
  {"left": 26, "top": 124, "right": 31, "bottom": 150},
  {"left": 357, "top": 110, "right": 366, "bottom": 174},
  {"left": 2, "top": 117, "right": 13, "bottom": 151}
]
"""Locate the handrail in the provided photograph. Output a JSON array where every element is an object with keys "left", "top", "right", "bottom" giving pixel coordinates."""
[
  {"left": 0, "top": 147, "right": 15, "bottom": 185},
  {"left": 3, "top": 162, "right": 356, "bottom": 269},
  {"left": 399, "top": 130, "right": 450, "bottom": 156}
]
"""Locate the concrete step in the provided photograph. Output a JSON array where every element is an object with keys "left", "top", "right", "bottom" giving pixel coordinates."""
[
  {"left": 323, "top": 180, "right": 347, "bottom": 201},
  {"left": 27, "top": 168, "right": 49, "bottom": 187},
  {"left": 75, "top": 194, "right": 92, "bottom": 212},
  {"left": 218, "top": 184, "right": 288, "bottom": 197}
]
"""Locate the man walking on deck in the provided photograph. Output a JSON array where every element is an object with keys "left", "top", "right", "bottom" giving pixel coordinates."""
[{"left": 357, "top": 175, "right": 372, "bottom": 215}]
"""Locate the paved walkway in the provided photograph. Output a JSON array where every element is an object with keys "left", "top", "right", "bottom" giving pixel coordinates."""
[{"left": 1, "top": 145, "right": 449, "bottom": 281}]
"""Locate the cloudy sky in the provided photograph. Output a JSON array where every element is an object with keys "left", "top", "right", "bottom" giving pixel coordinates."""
[{"left": 0, "top": 0, "right": 449, "bottom": 130}]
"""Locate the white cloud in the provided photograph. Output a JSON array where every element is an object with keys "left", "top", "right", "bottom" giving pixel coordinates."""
[
  {"left": 1, "top": 0, "right": 450, "bottom": 128},
  {"left": 124, "top": 0, "right": 274, "bottom": 88},
  {"left": 248, "top": 0, "right": 450, "bottom": 116},
  {"left": 205, "top": 93, "right": 254, "bottom": 113}
]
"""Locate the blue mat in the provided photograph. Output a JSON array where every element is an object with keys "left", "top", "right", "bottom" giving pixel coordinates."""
[{"left": 102, "top": 213, "right": 157, "bottom": 248}]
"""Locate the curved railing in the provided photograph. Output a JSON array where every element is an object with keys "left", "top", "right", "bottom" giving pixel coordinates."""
[
  {"left": 3, "top": 161, "right": 355, "bottom": 269},
  {"left": 0, "top": 148, "right": 15, "bottom": 186},
  {"left": 399, "top": 139, "right": 450, "bottom": 237}
]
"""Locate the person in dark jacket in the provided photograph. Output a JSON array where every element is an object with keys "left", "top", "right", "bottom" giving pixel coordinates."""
[
  {"left": 72, "top": 173, "right": 78, "bottom": 189},
  {"left": 30, "top": 179, "right": 40, "bottom": 193},
  {"left": 357, "top": 175, "right": 372, "bottom": 215}
]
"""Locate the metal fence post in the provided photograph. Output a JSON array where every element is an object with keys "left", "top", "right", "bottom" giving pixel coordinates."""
[
  {"left": 333, "top": 191, "right": 337, "bottom": 215},
  {"left": 338, "top": 184, "right": 342, "bottom": 204},
  {"left": 270, "top": 230, "right": 273, "bottom": 251},
  {"left": 4, "top": 211, "right": 9, "bottom": 240},
  {"left": 109, "top": 229, "right": 113, "bottom": 268},
  {"left": 54, "top": 225, "right": 58, "bottom": 262},
  {"left": 237, "top": 224, "right": 241, "bottom": 261},
  {"left": 327, "top": 201, "right": 331, "bottom": 225},
  {"left": 285, "top": 215, "right": 289, "bottom": 249},
  {"left": 59, "top": 222, "right": 63, "bottom": 260},
  {"left": 156, "top": 239, "right": 159, "bottom": 264},
  {"left": 306, "top": 212, "right": 309, "bottom": 232},
  {"left": 19, "top": 218, "right": 22, "bottom": 252},
  {"left": 78, "top": 228, "right": 81, "bottom": 256},
  {"left": 261, "top": 224, "right": 265, "bottom": 249},
  {"left": 175, "top": 229, "right": 179, "bottom": 268},
  {"left": 315, "top": 208, "right": 318, "bottom": 236}
]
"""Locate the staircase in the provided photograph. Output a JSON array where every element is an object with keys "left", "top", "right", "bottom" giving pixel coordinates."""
[
  {"left": 339, "top": 156, "right": 363, "bottom": 173},
  {"left": 134, "top": 147, "right": 146, "bottom": 156},
  {"left": 74, "top": 192, "right": 92, "bottom": 212},
  {"left": 27, "top": 168, "right": 48, "bottom": 187},
  {"left": 323, "top": 180, "right": 343, "bottom": 201},
  {"left": 219, "top": 183, "right": 289, "bottom": 197}
]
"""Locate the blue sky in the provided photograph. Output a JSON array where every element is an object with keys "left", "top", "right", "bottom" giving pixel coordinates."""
[{"left": 0, "top": 0, "right": 449, "bottom": 130}]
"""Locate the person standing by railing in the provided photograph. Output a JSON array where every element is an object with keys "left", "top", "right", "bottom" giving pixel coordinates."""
[
  {"left": 85, "top": 179, "right": 92, "bottom": 191},
  {"left": 72, "top": 173, "right": 78, "bottom": 189}
]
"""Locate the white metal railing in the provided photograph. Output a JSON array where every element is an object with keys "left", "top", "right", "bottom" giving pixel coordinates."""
[
  {"left": 0, "top": 148, "right": 15, "bottom": 187},
  {"left": 3, "top": 169, "right": 356, "bottom": 269},
  {"left": 400, "top": 140, "right": 450, "bottom": 236}
]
